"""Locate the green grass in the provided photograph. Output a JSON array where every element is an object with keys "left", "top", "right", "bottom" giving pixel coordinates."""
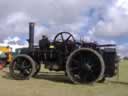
[
  {"left": 0, "top": 60, "right": 128, "bottom": 96},
  {"left": 118, "top": 60, "right": 128, "bottom": 82}
]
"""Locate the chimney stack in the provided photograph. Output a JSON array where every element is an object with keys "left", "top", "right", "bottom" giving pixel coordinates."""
[{"left": 29, "top": 22, "right": 35, "bottom": 48}]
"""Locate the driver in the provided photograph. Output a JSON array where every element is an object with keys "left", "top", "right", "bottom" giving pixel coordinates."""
[{"left": 39, "top": 35, "right": 50, "bottom": 49}]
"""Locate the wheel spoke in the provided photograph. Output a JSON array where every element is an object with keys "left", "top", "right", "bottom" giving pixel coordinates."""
[
  {"left": 85, "top": 69, "right": 96, "bottom": 81},
  {"left": 23, "top": 64, "right": 32, "bottom": 69},
  {"left": 10, "top": 55, "right": 35, "bottom": 80},
  {"left": 24, "top": 69, "right": 31, "bottom": 75},
  {"left": 61, "top": 34, "right": 64, "bottom": 42},
  {"left": 66, "top": 35, "right": 71, "bottom": 41}
]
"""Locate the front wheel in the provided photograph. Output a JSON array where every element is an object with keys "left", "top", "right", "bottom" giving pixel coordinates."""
[{"left": 9, "top": 54, "right": 36, "bottom": 80}]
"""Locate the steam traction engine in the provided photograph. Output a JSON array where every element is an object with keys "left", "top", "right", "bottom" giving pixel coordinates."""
[{"left": 9, "top": 23, "right": 118, "bottom": 84}]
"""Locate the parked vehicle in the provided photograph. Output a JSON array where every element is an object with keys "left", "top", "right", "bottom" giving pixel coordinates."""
[{"left": 9, "top": 23, "right": 118, "bottom": 84}]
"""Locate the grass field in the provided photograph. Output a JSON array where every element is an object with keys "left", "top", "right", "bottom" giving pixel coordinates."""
[{"left": 0, "top": 60, "right": 128, "bottom": 96}]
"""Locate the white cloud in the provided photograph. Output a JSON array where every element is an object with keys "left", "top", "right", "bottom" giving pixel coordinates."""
[
  {"left": 92, "top": 0, "right": 128, "bottom": 37},
  {"left": 0, "top": 0, "right": 112, "bottom": 43},
  {"left": 4, "top": 36, "right": 20, "bottom": 44},
  {"left": 0, "top": 0, "right": 127, "bottom": 56},
  {"left": 0, "top": 36, "right": 28, "bottom": 52},
  {"left": 117, "top": 43, "right": 128, "bottom": 57}
]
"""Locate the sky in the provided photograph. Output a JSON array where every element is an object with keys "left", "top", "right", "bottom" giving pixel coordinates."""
[{"left": 0, "top": 0, "right": 128, "bottom": 56}]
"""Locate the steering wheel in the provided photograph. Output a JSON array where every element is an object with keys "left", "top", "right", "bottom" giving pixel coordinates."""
[{"left": 53, "top": 32, "right": 76, "bottom": 53}]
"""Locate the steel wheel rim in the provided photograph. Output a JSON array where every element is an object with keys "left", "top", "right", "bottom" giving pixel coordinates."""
[
  {"left": 66, "top": 48, "right": 105, "bottom": 84},
  {"left": 12, "top": 57, "right": 33, "bottom": 78}
]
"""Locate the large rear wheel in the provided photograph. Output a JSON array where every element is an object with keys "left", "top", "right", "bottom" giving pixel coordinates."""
[
  {"left": 66, "top": 48, "right": 105, "bottom": 84},
  {"left": 9, "top": 54, "right": 36, "bottom": 80}
]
